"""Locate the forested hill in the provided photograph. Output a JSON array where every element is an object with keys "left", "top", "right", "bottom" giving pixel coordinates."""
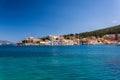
[{"left": 63, "top": 25, "right": 120, "bottom": 39}]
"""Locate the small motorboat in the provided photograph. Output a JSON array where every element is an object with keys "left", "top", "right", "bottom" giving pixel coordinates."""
[{"left": 117, "top": 42, "right": 120, "bottom": 46}]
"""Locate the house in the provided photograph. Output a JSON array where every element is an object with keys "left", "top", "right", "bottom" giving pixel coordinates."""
[
  {"left": 24, "top": 37, "right": 40, "bottom": 43},
  {"left": 103, "top": 34, "right": 115, "bottom": 41},
  {"left": 48, "top": 35, "right": 60, "bottom": 41},
  {"left": 118, "top": 34, "right": 120, "bottom": 42}
]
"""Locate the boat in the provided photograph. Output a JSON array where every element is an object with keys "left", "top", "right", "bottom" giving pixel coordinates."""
[{"left": 116, "top": 42, "right": 120, "bottom": 46}]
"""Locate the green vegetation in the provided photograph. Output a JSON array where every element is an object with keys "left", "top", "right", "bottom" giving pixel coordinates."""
[
  {"left": 62, "top": 25, "right": 120, "bottom": 39},
  {"left": 39, "top": 36, "right": 49, "bottom": 41}
]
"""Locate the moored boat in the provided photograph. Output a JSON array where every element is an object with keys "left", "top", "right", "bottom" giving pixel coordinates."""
[{"left": 116, "top": 42, "right": 120, "bottom": 46}]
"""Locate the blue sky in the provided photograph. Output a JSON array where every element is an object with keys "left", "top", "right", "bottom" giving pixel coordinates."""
[{"left": 0, "top": 0, "right": 120, "bottom": 42}]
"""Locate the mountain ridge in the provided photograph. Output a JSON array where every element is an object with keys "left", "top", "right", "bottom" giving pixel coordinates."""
[{"left": 0, "top": 40, "right": 14, "bottom": 45}]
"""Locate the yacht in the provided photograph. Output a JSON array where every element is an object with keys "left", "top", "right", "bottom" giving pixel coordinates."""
[{"left": 117, "top": 42, "right": 120, "bottom": 46}]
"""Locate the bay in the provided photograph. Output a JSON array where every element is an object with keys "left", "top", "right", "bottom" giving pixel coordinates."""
[{"left": 0, "top": 45, "right": 120, "bottom": 80}]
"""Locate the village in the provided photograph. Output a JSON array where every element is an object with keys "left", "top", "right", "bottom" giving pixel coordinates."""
[{"left": 17, "top": 34, "right": 120, "bottom": 46}]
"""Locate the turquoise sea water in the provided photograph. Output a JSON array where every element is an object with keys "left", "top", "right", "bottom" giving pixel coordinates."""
[{"left": 0, "top": 45, "right": 120, "bottom": 80}]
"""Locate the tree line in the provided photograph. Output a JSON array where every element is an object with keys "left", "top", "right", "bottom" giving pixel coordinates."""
[{"left": 62, "top": 25, "right": 120, "bottom": 39}]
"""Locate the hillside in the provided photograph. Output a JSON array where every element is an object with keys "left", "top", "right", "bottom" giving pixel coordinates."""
[
  {"left": 63, "top": 25, "right": 120, "bottom": 39},
  {"left": 0, "top": 40, "right": 15, "bottom": 45}
]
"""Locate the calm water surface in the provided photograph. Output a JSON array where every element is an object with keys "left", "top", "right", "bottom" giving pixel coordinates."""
[{"left": 0, "top": 45, "right": 120, "bottom": 80}]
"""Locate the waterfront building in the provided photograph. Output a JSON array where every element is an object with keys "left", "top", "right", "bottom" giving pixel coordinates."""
[
  {"left": 25, "top": 37, "right": 34, "bottom": 43},
  {"left": 48, "top": 35, "right": 60, "bottom": 41},
  {"left": 24, "top": 37, "right": 40, "bottom": 43},
  {"left": 118, "top": 34, "right": 120, "bottom": 41},
  {"left": 103, "top": 34, "right": 115, "bottom": 41}
]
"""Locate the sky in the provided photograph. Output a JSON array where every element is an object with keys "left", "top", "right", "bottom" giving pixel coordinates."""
[{"left": 0, "top": 0, "right": 120, "bottom": 42}]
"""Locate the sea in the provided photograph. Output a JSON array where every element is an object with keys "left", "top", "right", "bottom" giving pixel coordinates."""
[{"left": 0, "top": 45, "right": 120, "bottom": 80}]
